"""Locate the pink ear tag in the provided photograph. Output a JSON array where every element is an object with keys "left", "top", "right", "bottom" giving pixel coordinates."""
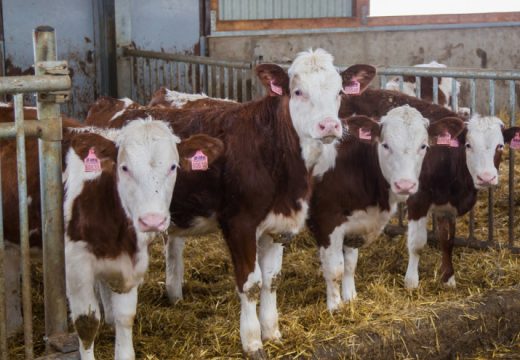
[
  {"left": 449, "top": 137, "right": 459, "bottom": 148},
  {"left": 436, "top": 131, "right": 452, "bottom": 146},
  {"left": 359, "top": 127, "right": 372, "bottom": 140},
  {"left": 510, "top": 132, "right": 520, "bottom": 150},
  {"left": 269, "top": 80, "right": 283, "bottom": 96},
  {"left": 190, "top": 150, "right": 208, "bottom": 171},
  {"left": 342, "top": 79, "right": 361, "bottom": 95},
  {"left": 84, "top": 147, "right": 101, "bottom": 172}
]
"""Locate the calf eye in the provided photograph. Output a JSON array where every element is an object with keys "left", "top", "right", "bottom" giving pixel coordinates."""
[
  {"left": 170, "top": 164, "right": 177, "bottom": 171},
  {"left": 294, "top": 90, "right": 302, "bottom": 96},
  {"left": 497, "top": 144, "right": 504, "bottom": 150},
  {"left": 382, "top": 143, "right": 390, "bottom": 150},
  {"left": 420, "top": 144, "right": 427, "bottom": 150},
  {"left": 121, "top": 165, "right": 129, "bottom": 172},
  {"left": 465, "top": 143, "right": 471, "bottom": 149}
]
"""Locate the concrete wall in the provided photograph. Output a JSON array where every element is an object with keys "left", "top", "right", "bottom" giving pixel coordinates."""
[{"left": 209, "top": 26, "right": 520, "bottom": 116}]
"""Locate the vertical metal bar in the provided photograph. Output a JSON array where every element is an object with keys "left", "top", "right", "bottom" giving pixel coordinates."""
[
  {"left": 162, "top": 60, "right": 167, "bottom": 87},
  {"left": 379, "top": 74, "right": 387, "bottom": 89},
  {"left": 433, "top": 77, "right": 439, "bottom": 104},
  {"left": 398, "top": 76, "right": 403, "bottom": 92},
  {"left": 242, "top": 69, "right": 247, "bottom": 101},
  {"left": 216, "top": 66, "right": 221, "bottom": 98},
  {"left": 488, "top": 79, "right": 495, "bottom": 243},
  {"left": 0, "top": 113, "right": 7, "bottom": 360},
  {"left": 199, "top": 64, "right": 204, "bottom": 94},
  {"left": 233, "top": 68, "right": 238, "bottom": 100},
  {"left": 33, "top": 26, "right": 68, "bottom": 345},
  {"left": 508, "top": 80, "right": 516, "bottom": 248},
  {"left": 147, "top": 59, "right": 153, "bottom": 103},
  {"left": 415, "top": 76, "right": 421, "bottom": 99},
  {"left": 139, "top": 57, "right": 145, "bottom": 105},
  {"left": 224, "top": 67, "right": 229, "bottom": 99},
  {"left": 208, "top": 65, "right": 213, "bottom": 97},
  {"left": 451, "top": 78, "right": 458, "bottom": 112},
  {"left": 169, "top": 61, "right": 174, "bottom": 90},
  {"left": 154, "top": 59, "right": 159, "bottom": 95},
  {"left": 191, "top": 63, "right": 197, "bottom": 93},
  {"left": 468, "top": 78, "right": 477, "bottom": 240},
  {"left": 14, "top": 94, "right": 34, "bottom": 359},
  {"left": 176, "top": 62, "right": 181, "bottom": 91},
  {"left": 184, "top": 63, "right": 190, "bottom": 93}
]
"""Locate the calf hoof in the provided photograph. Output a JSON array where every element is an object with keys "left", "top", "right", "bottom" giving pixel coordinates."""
[
  {"left": 443, "top": 275, "right": 457, "bottom": 288},
  {"left": 404, "top": 275, "right": 419, "bottom": 290},
  {"left": 342, "top": 289, "right": 357, "bottom": 302},
  {"left": 246, "top": 348, "right": 267, "bottom": 360},
  {"left": 261, "top": 328, "right": 281, "bottom": 343},
  {"left": 167, "top": 292, "right": 183, "bottom": 305}
]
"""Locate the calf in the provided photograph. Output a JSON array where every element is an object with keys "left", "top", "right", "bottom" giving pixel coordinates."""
[
  {"left": 384, "top": 61, "right": 470, "bottom": 118},
  {"left": 88, "top": 49, "right": 351, "bottom": 357},
  {"left": 2, "top": 113, "right": 222, "bottom": 359},
  {"left": 84, "top": 96, "right": 143, "bottom": 126},
  {"left": 148, "top": 86, "right": 237, "bottom": 109},
  {"left": 405, "top": 115, "right": 520, "bottom": 289},
  {"left": 308, "top": 106, "right": 464, "bottom": 310}
]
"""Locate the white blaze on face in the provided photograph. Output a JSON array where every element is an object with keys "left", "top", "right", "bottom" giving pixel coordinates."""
[
  {"left": 377, "top": 105, "right": 430, "bottom": 197},
  {"left": 464, "top": 115, "right": 504, "bottom": 189},
  {"left": 288, "top": 49, "right": 343, "bottom": 166},
  {"left": 116, "top": 118, "right": 180, "bottom": 232}
]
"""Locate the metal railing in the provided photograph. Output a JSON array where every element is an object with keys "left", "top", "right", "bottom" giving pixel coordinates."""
[
  {"left": 124, "top": 47, "right": 255, "bottom": 105},
  {"left": 122, "top": 48, "right": 520, "bottom": 253},
  {"left": 0, "top": 27, "right": 70, "bottom": 359}
]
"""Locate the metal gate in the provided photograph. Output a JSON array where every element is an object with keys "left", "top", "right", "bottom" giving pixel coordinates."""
[
  {"left": 0, "top": 27, "right": 71, "bottom": 359},
  {"left": 121, "top": 47, "right": 520, "bottom": 253}
]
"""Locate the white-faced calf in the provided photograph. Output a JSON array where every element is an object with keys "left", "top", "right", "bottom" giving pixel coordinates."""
[
  {"left": 405, "top": 115, "right": 520, "bottom": 289},
  {"left": 307, "top": 106, "right": 464, "bottom": 310}
]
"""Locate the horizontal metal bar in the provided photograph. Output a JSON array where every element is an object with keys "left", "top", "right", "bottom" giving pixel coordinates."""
[
  {"left": 209, "top": 21, "right": 520, "bottom": 37},
  {"left": 124, "top": 47, "right": 252, "bottom": 69},
  {"left": 0, "top": 75, "right": 70, "bottom": 94},
  {"left": 0, "top": 120, "right": 42, "bottom": 138},
  {"left": 367, "top": 66, "right": 520, "bottom": 80}
]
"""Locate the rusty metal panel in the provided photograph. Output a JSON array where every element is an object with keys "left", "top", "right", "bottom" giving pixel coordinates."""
[
  {"left": 3, "top": 0, "right": 97, "bottom": 119},
  {"left": 219, "top": 0, "right": 353, "bottom": 20}
]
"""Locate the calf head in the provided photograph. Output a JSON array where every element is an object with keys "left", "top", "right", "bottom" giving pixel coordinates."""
[
  {"left": 461, "top": 115, "right": 520, "bottom": 189},
  {"left": 255, "top": 49, "right": 344, "bottom": 146},
  {"left": 346, "top": 105, "right": 464, "bottom": 198}
]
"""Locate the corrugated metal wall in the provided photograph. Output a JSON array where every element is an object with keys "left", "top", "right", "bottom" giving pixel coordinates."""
[{"left": 219, "top": 0, "right": 353, "bottom": 20}]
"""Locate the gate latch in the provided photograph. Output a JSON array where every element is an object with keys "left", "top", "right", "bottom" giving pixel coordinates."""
[{"left": 36, "top": 60, "right": 71, "bottom": 103}]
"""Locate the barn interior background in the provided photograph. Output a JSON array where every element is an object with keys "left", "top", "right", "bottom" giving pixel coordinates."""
[{"left": 0, "top": 0, "right": 519, "bottom": 359}]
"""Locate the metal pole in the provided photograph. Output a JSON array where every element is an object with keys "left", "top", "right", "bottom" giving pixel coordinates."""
[
  {"left": 33, "top": 26, "right": 68, "bottom": 344},
  {"left": 14, "top": 94, "right": 34, "bottom": 359},
  {"left": 508, "top": 80, "right": 516, "bottom": 248},
  {"left": 0, "top": 101, "right": 8, "bottom": 360}
]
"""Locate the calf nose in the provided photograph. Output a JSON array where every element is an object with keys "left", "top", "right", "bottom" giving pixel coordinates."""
[
  {"left": 394, "top": 179, "right": 417, "bottom": 194},
  {"left": 138, "top": 213, "right": 168, "bottom": 232},
  {"left": 317, "top": 117, "right": 342, "bottom": 141},
  {"left": 477, "top": 172, "right": 497, "bottom": 186}
]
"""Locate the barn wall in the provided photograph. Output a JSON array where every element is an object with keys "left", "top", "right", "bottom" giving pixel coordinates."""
[{"left": 208, "top": 26, "right": 520, "bottom": 115}]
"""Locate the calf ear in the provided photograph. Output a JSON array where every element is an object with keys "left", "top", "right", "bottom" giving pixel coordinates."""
[
  {"left": 503, "top": 126, "right": 520, "bottom": 149},
  {"left": 178, "top": 134, "right": 225, "bottom": 171},
  {"left": 255, "top": 64, "right": 290, "bottom": 96},
  {"left": 148, "top": 86, "right": 168, "bottom": 107},
  {"left": 427, "top": 117, "right": 465, "bottom": 146},
  {"left": 340, "top": 64, "right": 376, "bottom": 95},
  {"left": 69, "top": 132, "right": 118, "bottom": 170},
  {"left": 345, "top": 115, "right": 380, "bottom": 144}
]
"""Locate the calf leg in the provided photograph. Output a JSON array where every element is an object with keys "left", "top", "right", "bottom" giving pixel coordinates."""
[
  {"left": 224, "top": 220, "right": 264, "bottom": 357},
  {"left": 165, "top": 235, "right": 185, "bottom": 303},
  {"left": 5, "top": 243, "right": 22, "bottom": 336},
  {"left": 98, "top": 281, "right": 114, "bottom": 325},
  {"left": 319, "top": 225, "right": 345, "bottom": 311},
  {"left": 341, "top": 246, "right": 358, "bottom": 302},
  {"left": 405, "top": 217, "right": 428, "bottom": 289},
  {"left": 66, "top": 245, "right": 99, "bottom": 360},
  {"left": 258, "top": 234, "right": 283, "bottom": 342},
  {"left": 111, "top": 286, "right": 138, "bottom": 360},
  {"left": 437, "top": 214, "right": 457, "bottom": 287}
]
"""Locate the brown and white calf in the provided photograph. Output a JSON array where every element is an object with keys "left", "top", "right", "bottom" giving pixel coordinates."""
[
  {"left": 384, "top": 61, "right": 470, "bottom": 118},
  {"left": 405, "top": 115, "right": 520, "bottom": 289},
  {"left": 148, "top": 86, "right": 237, "bottom": 109},
  {"left": 88, "top": 49, "right": 353, "bottom": 356},
  {"left": 2, "top": 113, "right": 222, "bottom": 359},
  {"left": 308, "top": 106, "right": 464, "bottom": 310},
  {"left": 84, "top": 96, "right": 143, "bottom": 126}
]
